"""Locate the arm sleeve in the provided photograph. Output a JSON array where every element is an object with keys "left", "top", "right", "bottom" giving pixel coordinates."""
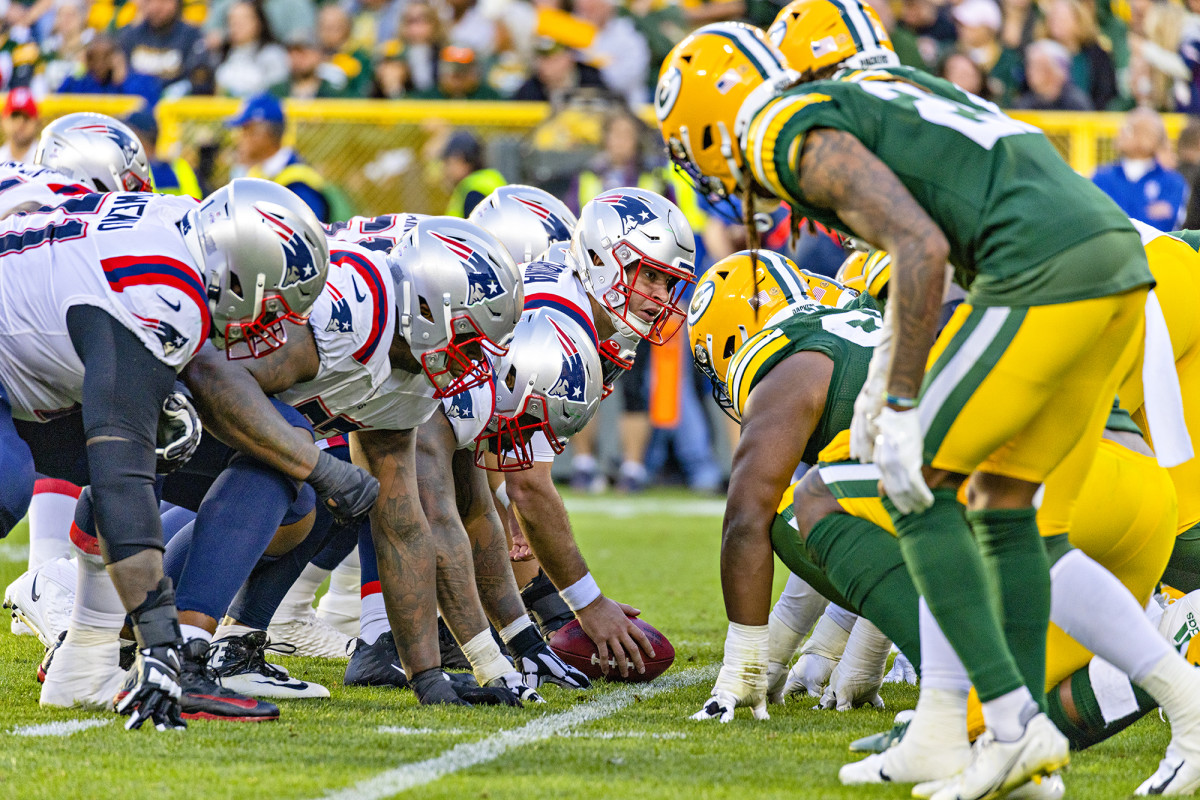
[{"left": 66, "top": 304, "right": 176, "bottom": 562}]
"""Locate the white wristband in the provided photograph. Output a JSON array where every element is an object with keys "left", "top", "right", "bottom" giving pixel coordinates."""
[
  {"left": 561, "top": 572, "right": 602, "bottom": 613},
  {"left": 494, "top": 482, "right": 510, "bottom": 510}
]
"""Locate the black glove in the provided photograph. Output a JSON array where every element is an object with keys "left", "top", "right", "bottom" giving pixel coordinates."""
[
  {"left": 155, "top": 387, "right": 202, "bottom": 474},
  {"left": 410, "top": 668, "right": 523, "bottom": 707},
  {"left": 518, "top": 640, "right": 591, "bottom": 690},
  {"left": 115, "top": 645, "right": 187, "bottom": 731},
  {"left": 306, "top": 449, "right": 380, "bottom": 525}
]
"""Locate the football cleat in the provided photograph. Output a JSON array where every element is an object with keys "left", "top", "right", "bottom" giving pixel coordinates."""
[
  {"left": 848, "top": 709, "right": 915, "bottom": 753},
  {"left": 1007, "top": 773, "right": 1066, "bottom": 800},
  {"left": 840, "top": 721, "right": 967, "bottom": 786},
  {"left": 266, "top": 606, "right": 352, "bottom": 659},
  {"left": 1137, "top": 742, "right": 1200, "bottom": 796},
  {"left": 39, "top": 627, "right": 128, "bottom": 710},
  {"left": 927, "top": 712, "right": 1069, "bottom": 800},
  {"left": 344, "top": 631, "right": 410, "bottom": 688},
  {"left": 11, "top": 615, "right": 33, "bottom": 637},
  {"left": 517, "top": 639, "right": 591, "bottom": 690},
  {"left": 178, "top": 639, "right": 280, "bottom": 721},
  {"left": 486, "top": 670, "right": 544, "bottom": 704},
  {"left": 439, "top": 617, "right": 471, "bottom": 672},
  {"left": 4, "top": 556, "right": 76, "bottom": 647},
  {"left": 1160, "top": 589, "right": 1200, "bottom": 657},
  {"left": 210, "top": 630, "right": 329, "bottom": 699}
]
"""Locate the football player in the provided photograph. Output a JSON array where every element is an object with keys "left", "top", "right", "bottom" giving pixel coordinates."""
[
  {"left": 0, "top": 177, "right": 330, "bottom": 730},
  {"left": 659, "top": 16, "right": 1165, "bottom": 797}
]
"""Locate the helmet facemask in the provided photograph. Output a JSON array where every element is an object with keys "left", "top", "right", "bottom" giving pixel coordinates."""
[
  {"left": 421, "top": 313, "right": 507, "bottom": 398},
  {"left": 474, "top": 392, "right": 565, "bottom": 472},
  {"left": 594, "top": 239, "right": 696, "bottom": 345}
]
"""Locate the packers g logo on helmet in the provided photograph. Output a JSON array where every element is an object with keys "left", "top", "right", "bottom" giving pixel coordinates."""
[
  {"left": 769, "top": 0, "right": 898, "bottom": 74},
  {"left": 836, "top": 248, "right": 891, "bottom": 299}
]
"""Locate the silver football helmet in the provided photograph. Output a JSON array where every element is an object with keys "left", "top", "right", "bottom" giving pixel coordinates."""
[
  {"left": 33, "top": 113, "right": 152, "bottom": 193},
  {"left": 388, "top": 216, "right": 523, "bottom": 397},
  {"left": 571, "top": 187, "right": 697, "bottom": 344},
  {"left": 180, "top": 177, "right": 330, "bottom": 359},
  {"left": 468, "top": 185, "right": 577, "bottom": 264},
  {"left": 475, "top": 306, "right": 604, "bottom": 471}
]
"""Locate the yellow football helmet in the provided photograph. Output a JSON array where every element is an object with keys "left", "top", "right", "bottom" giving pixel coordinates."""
[
  {"left": 836, "top": 248, "right": 891, "bottom": 299},
  {"left": 798, "top": 269, "right": 862, "bottom": 308},
  {"left": 768, "top": 0, "right": 898, "bottom": 74},
  {"left": 656, "top": 22, "right": 791, "bottom": 202},
  {"left": 687, "top": 249, "right": 813, "bottom": 416}
]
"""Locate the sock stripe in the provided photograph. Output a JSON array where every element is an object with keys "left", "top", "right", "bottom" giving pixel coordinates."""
[
  {"left": 69, "top": 521, "right": 100, "bottom": 556},
  {"left": 33, "top": 478, "right": 82, "bottom": 498},
  {"left": 361, "top": 580, "right": 382, "bottom": 598}
]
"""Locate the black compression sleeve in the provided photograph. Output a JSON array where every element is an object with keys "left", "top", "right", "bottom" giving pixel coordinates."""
[{"left": 67, "top": 304, "right": 176, "bottom": 563}]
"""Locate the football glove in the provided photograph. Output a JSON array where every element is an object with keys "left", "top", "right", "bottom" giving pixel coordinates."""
[
  {"left": 115, "top": 645, "right": 186, "bottom": 731},
  {"left": 883, "top": 651, "right": 918, "bottom": 685},
  {"left": 411, "top": 668, "right": 523, "bottom": 706},
  {"left": 818, "top": 619, "right": 891, "bottom": 711},
  {"left": 850, "top": 311, "right": 893, "bottom": 462},
  {"left": 874, "top": 406, "right": 934, "bottom": 515},
  {"left": 767, "top": 661, "right": 790, "bottom": 705},
  {"left": 307, "top": 450, "right": 380, "bottom": 526},
  {"left": 518, "top": 640, "right": 591, "bottom": 690},
  {"left": 692, "top": 623, "right": 769, "bottom": 722},
  {"left": 155, "top": 387, "right": 202, "bottom": 475},
  {"left": 486, "top": 671, "right": 544, "bottom": 704},
  {"left": 783, "top": 611, "right": 851, "bottom": 698}
]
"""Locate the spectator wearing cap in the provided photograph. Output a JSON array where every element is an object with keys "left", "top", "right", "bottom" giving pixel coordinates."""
[
  {"left": 1012, "top": 38, "right": 1094, "bottom": 109},
  {"left": 228, "top": 92, "right": 332, "bottom": 221},
  {"left": 411, "top": 45, "right": 499, "bottom": 100},
  {"left": 1094, "top": 106, "right": 1189, "bottom": 231},
  {"left": 440, "top": 130, "right": 504, "bottom": 217},
  {"left": 1045, "top": 0, "right": 1118, "bottom": 109},
  {"left": 214, "top": 0, "right": 289, "bottom": 98},
  {"left": 368, "top": 39, "right": 409, "bottom": 98},
  {"left": 271, "top": 29, "right": 346, "bottom": 98},
  {"left": 124, "top": 109, "right": 201, "bottom": 198},
  {"left": 952, "top": 0, "right": 1004, "bottom": 80},
  {"left": 117, "top": 0, "right": 208, "bottom": 91},
  {"left": 0, "top": 88, "right": 38, "bottom": 163},
  {"left": 511, "top": 37, "right": 606, "bottom": 105},
  {"left": 573, "top": 0, "right": 650, "bottom": 106},
  {"left": 398, "top": 1, "right": 443, "bottom": 93},
  {"left": 58, "top": 34, "right": 162, "bottom": 109},
  {"left": 317, "top": 4, "right": 372, "bottom": 96}
]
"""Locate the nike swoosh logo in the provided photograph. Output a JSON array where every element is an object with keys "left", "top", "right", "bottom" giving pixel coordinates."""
[
  {"left": 1153, "top": 760, "right": 1185, "bottom": 793},
  {"left": 30, "top": 574, "right": 40, "bottom": 602},
  {"left": 351, "top": 276, "right": 366, "bottom": 304},
  {"left": 252, "top": 678, "right": 309, "bottom": 691},
  {"left": 158, "top": 293, "right": 182, "bottom": 312},
  {"left": 878, "top": 767, "right": 892, "bottom": 783},
  {"left": 391, "top": 665, "right": 405, "bottom": 674}
]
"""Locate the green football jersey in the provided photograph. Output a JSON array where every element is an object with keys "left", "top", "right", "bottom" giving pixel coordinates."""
[
  {"left": 744, "top": 66, "right": 1152, "bottom": 307},
  {"left": 1171, "top": 229, "right": 1200, "bottom": 252},
  {"left": 726, "top": 302, "right": 879, "bottom": 464}
]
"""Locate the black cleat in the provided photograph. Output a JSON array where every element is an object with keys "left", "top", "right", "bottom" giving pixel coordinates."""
[
  {"left": 438, "top": 617, "right": 471, "bottom": 671},
  {"left": 521, "top": 570, "right": 575, "bottom": 637},
  {"left": 344, "top": 631, "right": 410, "bottom": 688},
  {"left": 178, "top": 639, "right": 280, "bottom": 722}
]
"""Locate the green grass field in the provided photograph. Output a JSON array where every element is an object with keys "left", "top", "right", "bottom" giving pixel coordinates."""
[{"left": 0, "top": 489, "right": 1173, "bottom": 799}]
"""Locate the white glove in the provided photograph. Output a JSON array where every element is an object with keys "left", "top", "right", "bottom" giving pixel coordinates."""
[
  {"left": 849, "top": 310, "right": 893, "bottom": 462},
  {"left": 692, "top": 623, "right": 769, "bottom": 722},
  {"left": 883, "top": 651, "right": 918, "bottom": 685},
  {"left": 874, "top": 406, "right": 934, "bottom": 514},
  {"left": 767, "top": 660, "right": 790, "bottom": 705},
  {"left": 766, "top": 608, "right": 806, "bottom": 704},
  {"left": 781, "top": 611, "right": 851, "bottom": 698},
  {"left": 818, "top": 618, "right": 891, "bottom": 711}
]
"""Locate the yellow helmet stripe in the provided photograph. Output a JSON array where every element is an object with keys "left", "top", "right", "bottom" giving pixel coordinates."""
[
  {"left": 830, "top": 0, "right": 882, "bottom": 53},
  {"left": 758, "top": 250, "right": 811, "bottom": 305}
]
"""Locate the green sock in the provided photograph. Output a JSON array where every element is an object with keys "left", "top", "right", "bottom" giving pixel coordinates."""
[
  {"left": 804, "top": 513, "right": 922, "bottom": 672},
  {"left": 1045, "top": 663, "right": 1157, "bottom": 750},
  {"left": 887, "top": 489, "right": 1024, "bottom": 703},
  {"left": 1163, "top": 524, "right": 1200, "bottom": 592},
  {"left": 968, "top": 506, "right": 1050, "bottom": 712},
  {"left": 770, "top": 513, "right": 854, "bottom": 611}
]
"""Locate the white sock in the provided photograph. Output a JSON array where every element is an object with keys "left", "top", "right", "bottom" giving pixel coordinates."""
[
  {"left": 359, "top": 590, "right": 389, "bottom": 645},
  {"left": 277, "top": 562, "right": 330, "bottom": 618},
  {"left": 498, "top": 615, "right": 534, "bottom": 644},
  {"left": 824, "top": 603, "right": 858, "bottom": 634},
  {"left": 769, "top": 608, "right": 808, "bottom": 666},
  {"left": 899, "top": 687, "right": 971, "bottom": 754},
  {"left": 28, "top": 479, "right": 80, "bottom": 570},
  {"left": 919, "top": 597, "right": 971, "bottom": 693},
  {"left": 180, "top": 624, "right": 212, "bottom": 644},
  {"left": 462, "top": 630, "right": 512, "bottom": 685},
  {"left": 1139, "top": 651, "right": 1200, "bottom": 751},
  {"left": 1050, "top": 549, "right": 1172, "bottom": 682},
  {"left": 70, "top": 548, "right": 123, "bottom": 632},
  {"left": 328, "top": 549, "right": 361, "bottom": 599},
  {"left": 982, "top": 686, "right": 1037, "bottom": 741},
  {"left": 772, "top": 572, "right": 829, "bottom": 639}
]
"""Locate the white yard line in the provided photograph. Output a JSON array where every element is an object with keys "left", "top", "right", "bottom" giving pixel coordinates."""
[
  {"left": 376, "top": 726, "right": 687, "bottom": 741},
  {"left": 317, "top": 665, "right": 716, "bottom": 799},
  {"left": 376, "top": 726, "right": 472, "bottom": 736},
  {"left": 11, "top": 718, "right": 112, "bottom": 737}
]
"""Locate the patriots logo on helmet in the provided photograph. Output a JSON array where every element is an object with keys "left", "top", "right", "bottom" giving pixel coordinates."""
[
  {"left": 136, "top": 315, "right": 189, "bottom": 356},
  {"left": 72, "top": 123, "right": 141, "bottom": 168},
  {"left": 599, "top": 193, "right": 659, "bottom": 236},
  {"left": 429, "top": 230, "right": 504, "bottom": 305},
  {"left": 513, "top": 195, "right": 572, "bottom": 242},
  {"left": 259, "top": 209, "right": 320, "bottom": 287},
  {"left": 545, "top": 319, "right": 587, "bottom": 401},
  {"left": 324, "top": 285, "right": 354, "bottom": 333},
  {"left": 444, "top": 388, "right": 475, "bottom": 420}
]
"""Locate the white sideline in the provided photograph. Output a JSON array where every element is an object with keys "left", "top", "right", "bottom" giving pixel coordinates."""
[
  {"left": 12, "top": 718, "right": 112, "bottom": 737},
  {"left": 316, "top": 665, "right": 716, "bottom": 799}
]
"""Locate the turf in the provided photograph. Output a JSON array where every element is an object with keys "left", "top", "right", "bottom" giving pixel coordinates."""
[{"left": 0, "top": 489, "right": 1172, "bottom": 799}]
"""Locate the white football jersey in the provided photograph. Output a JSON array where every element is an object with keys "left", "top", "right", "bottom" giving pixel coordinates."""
[
  {"left": 0, "top": 160, "right": 94, "bottom": 219},
  {"left": 275, "top": 242, "right": 399, "bottom": 438},
  {"left": 326, "top": 213, "right": 427, "bottom": 255},
  {"left": 0, "top": 192, "right": 205, "bottom": 421}
]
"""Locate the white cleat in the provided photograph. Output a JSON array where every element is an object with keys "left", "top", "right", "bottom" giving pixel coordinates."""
[
  {"left": 4, "top": 556, "right": 76, "bottom": 647},
  {"left": 315, "top": 585, "right": 361, "bottom": 638},
  {"left": 1137, "top": 743, "right": 1200, "bottom": 796},
  {"left": 840, "top": 729, "right": 969, "bottom": 785},
  {"left": 211, "top": 630, "right": 330, "bottom": 699},
  {"left": 10, "top": 614, "right": 34, "bottom": 637},
  {"left": 1159, "top": 590, "right": 1200, "bottom": 653},
  {"left": 267, "top": 607, "right": 352, "bottom": 659},
  {"left": 1007, "top": 773, "right": 1066, "bottom": 800},
  {"left": 40, "top": 627, "right": 128, "bottom": 710},
  {"left": 928, "top": 713, "right": 1070, "bottom": 800}
]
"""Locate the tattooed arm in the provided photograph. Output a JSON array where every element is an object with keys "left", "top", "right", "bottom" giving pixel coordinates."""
[
  {"left": 723, "top": 352, "right": 831, "bottom": 626},
  {"left": 796, "top": 128, "right": 949, "bottom": 402},
  {"left": 352, "top": 426, "right": 440, "bottom": 676},
  {"left": 181, "top": 321, "right": 321, "bottom": 479}
]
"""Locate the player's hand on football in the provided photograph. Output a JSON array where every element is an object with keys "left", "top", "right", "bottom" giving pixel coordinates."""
[
  {"left": 509, "top": 527, "right": 535, "bottom": 562},
  {"left": 306, "top": 450, "right": 380, "bottom": 525},
  {"left": 115, "top": 645, "right": 187, "bottom": 731},
  {"left": 575, "top": 595, "right": 654, "bottom": 678},
  {"left": 818, "top": 663, "right": 886, "bottom": 711},
  {"left": 874, "top": 407, "right": 933, "bottom": 514}
]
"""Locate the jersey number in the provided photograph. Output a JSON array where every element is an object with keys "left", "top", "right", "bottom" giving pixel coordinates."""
[
  {"left": 0, "top": 219, "right": 87, "bottom": 256},
  {"left": 820, "top": 309, "right": 884, "bottom": 347},
  {"left": 858, "top": 80, "right": 1038, "bottom": 150},
  {"left": 292, "top": 397, "right": 361, "bottom": 436}
]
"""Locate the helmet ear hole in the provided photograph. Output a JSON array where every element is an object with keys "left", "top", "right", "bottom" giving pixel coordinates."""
[
  {"left": 722, "top": 335, "right": 736, "bottom": 359},
  {"left": 228, "top": 272, "right": 244, "bottom": 300},
  {"left": 701, "top": 126, "right": 714, "bottom": 151},
  {"left": 418, "top": 296, "right": 434, "bottom": 323}
]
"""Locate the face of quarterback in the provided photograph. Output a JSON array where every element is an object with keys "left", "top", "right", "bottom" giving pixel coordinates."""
[{"left": 625, "top": 263, "right": 676, "bottom": 326}]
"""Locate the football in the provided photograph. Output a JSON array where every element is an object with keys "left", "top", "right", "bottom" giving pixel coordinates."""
[{"left": 548, "top": 616, "right": 676, "bottom": 682}]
